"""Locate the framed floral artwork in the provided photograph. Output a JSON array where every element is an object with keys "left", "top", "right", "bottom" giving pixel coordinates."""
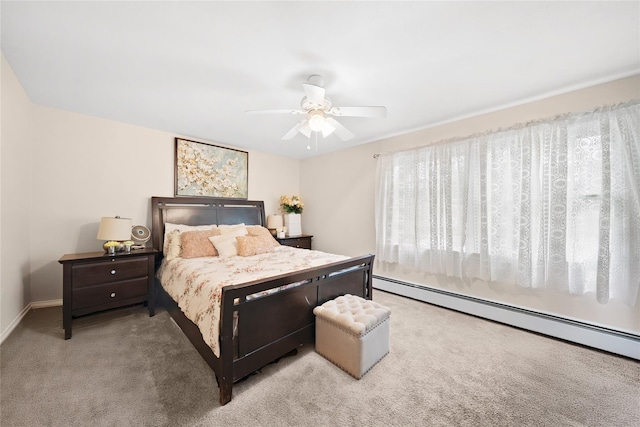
[{"left": 174, "top": 138, "right": 248, "bottom": 198}]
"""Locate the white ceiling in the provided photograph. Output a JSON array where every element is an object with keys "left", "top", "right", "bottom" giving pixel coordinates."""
[{"left": 2, "top": 1, "right": 639, "bottom": 159}]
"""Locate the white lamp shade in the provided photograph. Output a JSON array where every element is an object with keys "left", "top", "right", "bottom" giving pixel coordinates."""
[
  {"left": 97, "top": 217, "right": 132, "bottom": 241},
  {"left": 266, "top": 214, "right": 283, "bottom": 230},
  {"left": 308, "top": 111, "right": 325, "bottom": 132}
]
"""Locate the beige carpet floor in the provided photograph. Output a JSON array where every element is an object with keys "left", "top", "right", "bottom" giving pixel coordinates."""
[{"left": 1, "top": 290, "right": 638, "bottom": 426}]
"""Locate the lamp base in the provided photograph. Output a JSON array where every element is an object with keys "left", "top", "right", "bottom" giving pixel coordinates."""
[{"left": 103, "top": 242, "right": 125, "bottom": 252}]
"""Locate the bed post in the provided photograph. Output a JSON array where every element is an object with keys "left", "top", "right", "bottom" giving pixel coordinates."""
[
  {"left": 218, "top": 289, "right": 235, "bottom": 405},
  {"left": 366, "top": 255, "right": 374, "bottom": 299}
]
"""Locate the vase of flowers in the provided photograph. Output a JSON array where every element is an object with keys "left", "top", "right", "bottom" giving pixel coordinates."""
[
  {"left": 280, "top": 195, "right": 304, "bottom": 214},
  {"left": 280, "top": 195, "right": 303, "bottom": 236}
]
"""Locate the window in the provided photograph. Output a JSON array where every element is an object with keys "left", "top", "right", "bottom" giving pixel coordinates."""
[{"left": 375, "top": 102, "right": 640, "bottom": 305}]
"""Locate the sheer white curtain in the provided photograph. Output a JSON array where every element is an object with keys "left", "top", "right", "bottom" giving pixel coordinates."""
[{"left": 375, "top": 101, "right": 640, "bottom": 305}]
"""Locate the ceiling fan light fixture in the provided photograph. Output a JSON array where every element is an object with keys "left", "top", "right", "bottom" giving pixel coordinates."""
[
  {"left": 307, "top": 111, "right": 325, "bottom": 132},
  {"left": 248, "top": 74, "right": 386, "bottom": 143}
]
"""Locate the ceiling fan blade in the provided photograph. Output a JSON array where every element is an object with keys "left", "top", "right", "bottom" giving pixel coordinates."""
[
  {"left": 326, "top": 117, "right": 354, "bottom": 141},
  {"left": 282, "top": 122, "right": 303, "bottom": 140},
  {"left": 246, "top": 109, "right": 306, "bottom": 115},
  {"left": 302, "top": 82, "right": 325, "bottom": 105},
  {"left": 328, "top": 106, "right": 387, "bottom": 118},
  {"left": 321, "top": 120, "right": 335, "bottom": 138},
  {"left": 298, "top": 122, "right": 312, "bottom": 138}
]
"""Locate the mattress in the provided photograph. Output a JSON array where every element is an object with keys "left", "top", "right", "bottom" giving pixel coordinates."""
[{"left": 157, "top": 246, "right": 348, "bottom": 357}]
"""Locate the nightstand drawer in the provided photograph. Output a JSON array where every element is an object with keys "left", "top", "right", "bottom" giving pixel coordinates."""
[
  {"left": 283, "top": 238, "right": 311, "bottom": 249},
  {"left": 59, "top": 249, "right": 158, "bottom": 339},
  {"left": 72, "top": 277, "right": 148, "bottom": 310},
  {"left": 275, "top": 234, "right": 313, "bottom": 250},
  {"left": 72, "top": 258, "right": 148, "bottom": 288}
]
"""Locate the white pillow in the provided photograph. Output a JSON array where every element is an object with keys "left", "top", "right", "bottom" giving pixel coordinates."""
[
  {"left": 164, "top": 229, "right": 182, "bottom": 260},
  {"left": 208, "top": 227, "right": 248, "bottom": 258},
  {"left": 218, "top": 223, "right": 245, "bottom": 228},
  {"left": 218, "top": 223, "right": 247, "bottom": 234}
]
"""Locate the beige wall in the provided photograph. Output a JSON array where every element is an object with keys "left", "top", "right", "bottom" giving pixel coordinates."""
[
  {"left": 1, "top": 52, "right": 301, "bottom": 338},
  {"left": 1, "top": 54, "right": 34, "bottom": 336},
  {"left": 301, "top": 75, "right": 640, "bottom": 334},
  {"left": 29, "top": 106, "right": 300, "bottom": 303}
]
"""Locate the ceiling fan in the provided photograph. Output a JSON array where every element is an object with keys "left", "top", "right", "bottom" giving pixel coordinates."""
[{"left": 246, "top": 75, "right": 386, "bottom": 142}]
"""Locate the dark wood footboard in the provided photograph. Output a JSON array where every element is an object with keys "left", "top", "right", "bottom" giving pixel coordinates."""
[{"left": 158, "top": 254, "right": 374, "bottom": 405}]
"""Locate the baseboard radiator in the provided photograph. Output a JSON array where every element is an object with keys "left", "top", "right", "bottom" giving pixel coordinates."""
[{"left": 373, "top": 276, "right": 640, "bottom": 360}]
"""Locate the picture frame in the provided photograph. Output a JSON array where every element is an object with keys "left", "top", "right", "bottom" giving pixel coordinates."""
[{"left": 174, "top": 138, "right": 248, "bottom": 198}]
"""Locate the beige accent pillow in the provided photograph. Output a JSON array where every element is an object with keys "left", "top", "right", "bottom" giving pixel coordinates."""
[
  {"left": 181, "top": 228, "right": 222, "bottom": 258},
  {"left": 163, "top": 223, "right": 217, "bottom": 254},
  {"left": 208, "top": 227, "right": 248, "bottom": 258},
  {"left": 237, "top": 235, "right": 275, "bottom": 257},
  {"left": 247, "top": 226, "right": 280, "bottom": 249}
]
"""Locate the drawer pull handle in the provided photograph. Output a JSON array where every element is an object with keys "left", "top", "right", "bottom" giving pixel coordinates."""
[
  {"left": 111, "top": 270, "right": 116, "bottom": 275},
  {"left": 110, "top": 292, "right": 116, "bottom": 298}
]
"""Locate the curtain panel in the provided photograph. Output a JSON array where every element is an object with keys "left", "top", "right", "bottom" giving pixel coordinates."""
[{"left": 375, "top": 101, "right": 640, "bottom": 305}]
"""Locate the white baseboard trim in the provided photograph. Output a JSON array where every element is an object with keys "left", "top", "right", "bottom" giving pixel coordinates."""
[
  {"left": 1, "top": 299, "right": 63, "bottom": 345},
  {"left": 0, "top": 303, "right": 31, "bottom": 345},
  {"left": 373, "top": 276, "right": 640, "bottom": 360},
  {"left": 31, "top": 299, "right": 63, "bottom": 309}
]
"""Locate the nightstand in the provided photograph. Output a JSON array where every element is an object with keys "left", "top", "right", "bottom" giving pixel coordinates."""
[
  {"left": 58, "top": 248, "right": 158, "bottom": 339},
  {"left": 276, "top": 234, "right": 313, "bottom": 250}
]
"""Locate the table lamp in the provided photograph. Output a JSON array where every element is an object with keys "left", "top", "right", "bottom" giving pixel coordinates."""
[
  {"left": 266, "top": 214, "right": 283, "bottom": 236},
  {"left": 97, "top": 216, "right": 133, "bottom": 254}
]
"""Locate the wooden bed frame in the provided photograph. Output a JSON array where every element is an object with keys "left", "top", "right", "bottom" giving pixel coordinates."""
[{"left": 151, "top": 196, "right": 374, "bottom": 405}]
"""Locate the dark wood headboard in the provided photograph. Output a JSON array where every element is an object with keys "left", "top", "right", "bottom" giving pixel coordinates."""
[{"left": 151, "top": 197, "right": 266, "bottom": 252}]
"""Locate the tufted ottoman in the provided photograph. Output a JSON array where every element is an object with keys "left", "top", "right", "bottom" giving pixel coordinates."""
[{"left": 313, "top": 294, "right": 390, "bottom": 379}]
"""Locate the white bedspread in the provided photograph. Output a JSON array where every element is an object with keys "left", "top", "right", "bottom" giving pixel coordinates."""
[{"left": 157, "top": 246, "right": 348, "bottom": 357}]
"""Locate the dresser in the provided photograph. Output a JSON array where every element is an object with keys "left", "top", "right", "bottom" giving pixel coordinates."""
[
  {"left": 58, "top": 248, "right": 158, "bottom": 339},
  {"left": 275, "top": 234, "right": 313, "bottom": 249}
]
